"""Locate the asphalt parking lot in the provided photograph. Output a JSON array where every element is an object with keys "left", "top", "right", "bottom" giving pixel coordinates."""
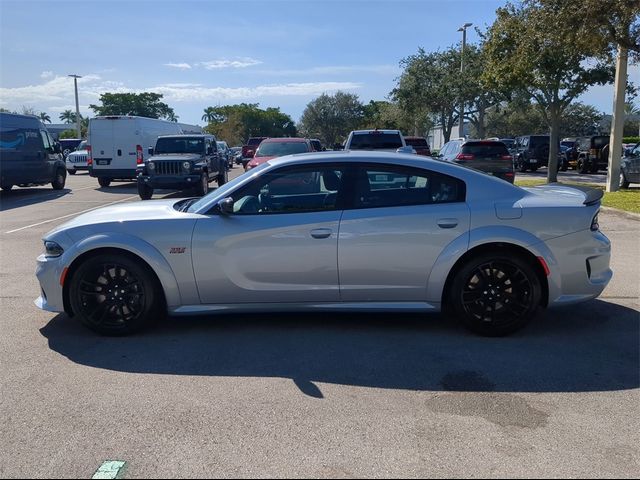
[{"left": 0, "top": 168, "right": 638, "bottom": 478}]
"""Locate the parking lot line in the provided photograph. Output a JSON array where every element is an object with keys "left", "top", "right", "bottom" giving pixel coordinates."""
[
  {"left": 92, "top": 460, "right": 126, "bottom": 479},
  {"left": 4, "top": 196, "right": 139, "bottom": 234}
]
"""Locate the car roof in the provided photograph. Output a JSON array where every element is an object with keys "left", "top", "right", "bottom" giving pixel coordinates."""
[
  {"left": 261, "top": 137, "right": 309, "bottom": 143},
  {"left": 351, "top": 129, "right": 402, "bottom": 134}
]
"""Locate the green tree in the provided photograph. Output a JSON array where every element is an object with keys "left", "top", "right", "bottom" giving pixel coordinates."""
[
  {"left": 59, "top": 109, "right": 76, "bottom": 124},
  {"left": 38, "top": 112, "right": 51, "bottom": 123},
  {"left": 89, "top": 92, "right": 176, "bottom": 120},
  {"left": 298, "top": 92, "right": 364, "bottom": 147},
  {"left": 483, "top": 1, "right": 614, "bottom": 182}
]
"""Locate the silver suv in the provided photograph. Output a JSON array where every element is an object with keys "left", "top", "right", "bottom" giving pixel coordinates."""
[{"left": 65, "top": 140, "right": 89, "bottom": 175}]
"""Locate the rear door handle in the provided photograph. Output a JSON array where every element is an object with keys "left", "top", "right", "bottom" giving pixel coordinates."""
[
  {"left": 310, "top": 228, "right": 332, "bottom": 239},
  {"left": 437, "top": 218, "right": 458, "bottom": 229}
]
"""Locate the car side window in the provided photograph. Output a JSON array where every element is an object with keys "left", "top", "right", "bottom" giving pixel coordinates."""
[
  {"left": 40, "top": 130, "right": 51, "bottom": 151},
  {"left": 353, "top": 165, "right": 465, "bottom": 209},
  {"left": 230, "top": 165, "right": 345, "bottom": 215}
]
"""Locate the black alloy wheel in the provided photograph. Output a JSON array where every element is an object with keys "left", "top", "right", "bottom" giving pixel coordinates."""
[
  {"left": 196, "top": 172, "right": 209, "bottom": 196},
  {"left": 69, "top": 254, "right": 160, "bottom": 335},
  {"left": 450, "top": 253, "right": 541, "bottom": 336},
  {"left": 52, "top": 168, "right": 66, "bottom": 190},
  {"left": 218, "top": 167, "right": 227, "bottom": 186}
]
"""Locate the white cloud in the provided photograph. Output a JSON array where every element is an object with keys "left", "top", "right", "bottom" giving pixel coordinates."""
[
  {"left": 151, "top": 82, "right": 361, "bottom": 102},
  {"left": 164, "top": 63, "right": 192, "bottom": 70},
  {"left": 40, "top": 71, "right": 54, "bottom": 79},
  {"left": 198, "top": 58, "right": 263, "bottom": 69}
]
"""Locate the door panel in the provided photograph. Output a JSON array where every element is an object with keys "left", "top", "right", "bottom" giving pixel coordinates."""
[
  {"left": 338, "top": 203, "right": 469, "bottom": 301},
  {"left": 191, "top": 211, "right": 341, "bottom": 303}
]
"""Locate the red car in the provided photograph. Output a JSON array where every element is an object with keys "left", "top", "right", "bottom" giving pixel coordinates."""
[
  {"left": 246, "top": 138, "right": 314, "bottom": 170},
  {"left": 404, "top": 136, "right": 432, "bottom": 156}
]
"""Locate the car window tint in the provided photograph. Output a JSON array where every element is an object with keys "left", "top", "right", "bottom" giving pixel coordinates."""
[
  {"left": 349, "top": 132, "right": 403, "bottom": 149},
  {"left": 354, "top": 165, "right": 465, "bottom": 209},
  {"left": 461, "top": 143, "right": 509, "bottom": 156},
  {"left": 405, "top": 138, "right": 429, "bottom": 147},
  {"left": 231, "top": 165, "right": 345, "bottom": 215}
]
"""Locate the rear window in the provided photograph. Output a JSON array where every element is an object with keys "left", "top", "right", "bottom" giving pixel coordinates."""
[
  {"left": 349, "top": 132, "right": 403, "bottom": 150},
  {"left": 248, "top": 137, "right": 266, "bottom": 146},
  {"left": 529, "top": 136, "right": 549, "bottom": 147},
  {"left": 255, "top": 141, "right": 310, "bottom": 157},
  {"left": 461, "top": 142, "right": 509, "bottom": 156},
  {"left": 405, "top": 137, "right": 429, "bottom": 147}
]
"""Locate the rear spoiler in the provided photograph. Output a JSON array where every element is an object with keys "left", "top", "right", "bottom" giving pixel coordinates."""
[{"left": 560, "top": 184, "right": 604, "bottom": 206}]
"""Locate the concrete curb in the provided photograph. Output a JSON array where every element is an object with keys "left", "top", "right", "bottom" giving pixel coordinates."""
[{"left": 601, "top": 206, "right": 640, "bottom": 221}]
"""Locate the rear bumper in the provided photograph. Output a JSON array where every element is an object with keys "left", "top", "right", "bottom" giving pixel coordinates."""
[
  {"left": 89, "top": 167, "right": 136, "bottom": 179},
  {"left": 544, "top": 229, "right": 612, "bottom": 307}
]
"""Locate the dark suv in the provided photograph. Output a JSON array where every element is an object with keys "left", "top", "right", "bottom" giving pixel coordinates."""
[
  {"left": 575, "top": 135, "right": 609, "bottom": 173},
  {"left": 513, "top": 135, "right": 554, "bottom": 172},
  {"left": 404, "top": 136, "right": 432, "bottom": 156},
  {"left": 136, "top": 134, "right": 227, "bottom": 200}
]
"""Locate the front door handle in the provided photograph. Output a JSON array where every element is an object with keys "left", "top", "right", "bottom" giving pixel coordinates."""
[
  {"left": 310, "top": 228, "right": 332, "bottom": 239},
  {"left": 437, "top": 218, "right": 458, "bottom": 229}
]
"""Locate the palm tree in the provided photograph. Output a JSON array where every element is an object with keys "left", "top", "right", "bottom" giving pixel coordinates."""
[
  {"left": 59, "top": 110, "right": 75, "bottom": 124},
  {"left": 201, "top": 107, "right": 216, "bottom": 123},
  {"left": 166, "top": 111, "right": 179, "bottom": 122},
  {"left": 624, "top": 102, "right": 639, "bottom": 118},
  {"left": 39, "top": 112, "right": 51, "bottom": 123}
]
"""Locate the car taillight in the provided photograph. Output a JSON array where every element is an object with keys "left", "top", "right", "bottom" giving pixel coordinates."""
[
  {"left": 501, "top": 155, "right": 513, "bottom": 160},
  {"left": 591, "top": 211, "right": 599, "bottom": 231},
  {"left": 456, "top": 153, "right": 475, "bottom": 160},
  {"left": 87, "top": 145, "right": 92, "bottom": 165},
  {"left": 136, "top": 144, "right": 143, "bottom": 164}
]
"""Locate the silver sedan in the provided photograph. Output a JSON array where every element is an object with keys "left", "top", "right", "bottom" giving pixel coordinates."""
[{"left": 35, "top": 151, "right": 612, "bottom": 336}]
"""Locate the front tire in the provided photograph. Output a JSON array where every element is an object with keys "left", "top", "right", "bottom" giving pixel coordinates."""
[
  {"left": 52, "top": 168, "right": 66, "bottom": 190},
  {"left": 98, "top": 177, "right": 112, "bottom": 188},
  {"left": 218, "top": 167, "right": 228, "bottom": 186},
  {"left": 449, "top": 253, "right": 542, "bottom": 336},
  {"left": 69, "top": 253, "right": 162, "bottom": 335},
  {"left": 195, "top": 172, "right": 209, "bottom": 196},
  {"left": 137, "top": 182, "right": 153, "bottom": 200}
]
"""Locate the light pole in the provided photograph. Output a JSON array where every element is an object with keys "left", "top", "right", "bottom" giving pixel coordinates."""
[
  {"left": 457, "top": 22, "right": 472, "bottom": 138},
  {"left": 68, "top": 74, "right": 82, "bottom": 139}
]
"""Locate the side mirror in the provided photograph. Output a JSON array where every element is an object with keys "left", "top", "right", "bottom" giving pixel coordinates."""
[
  {"left": 53, "top": 142, "right": 62, "bottom": 154},
  {"left": 216, "top": 197, "right": 235, "bottom": 215},
  {"left": 148, "top": 147, "right": 154, "bottom": 156}
]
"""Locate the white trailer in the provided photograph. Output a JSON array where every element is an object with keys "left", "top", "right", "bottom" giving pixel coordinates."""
[{"left": 88, "top": 116, "right": 201, "bottom": 187}]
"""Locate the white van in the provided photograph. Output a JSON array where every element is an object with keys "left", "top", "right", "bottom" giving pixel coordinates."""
[{"left": 88, "top": 116, "right": 201, "bottom": 187}]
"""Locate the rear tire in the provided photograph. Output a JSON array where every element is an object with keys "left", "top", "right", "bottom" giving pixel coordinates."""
[
  {"left": 52, "top": 168, "right": 66, "bottom": 190},
  {"left": 620, "top": 172, "right": 630, "bottom": 189},
  {"left": 518, "top": 159, "right": 528, "bottom": 173},
  {"left": 98, "top": 177, "right": 112, "bottom": 188},
  {"left": 218, "top": 167, "right": 227, "bottom": 186},
  {"left": 449, "top": 253, "right": 541, "bottom": 336},
  {"left": 69, "top": 253, "right": 162, "bottom": 335},
  {"left": 68, "top": 170, "right": 77, "bottom": 175},
  {"left": 578, "top": 159, "right": 588, "bottom": 174}
]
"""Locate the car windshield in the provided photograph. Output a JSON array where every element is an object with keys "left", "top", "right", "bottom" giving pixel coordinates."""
[
  {"left": 529, "top": 136, "right": 549, "bottom": 147},
  {"left": 255, "top": 141, "right": 309, "bottom": 157},
  {"left": 561, "top": 141, "right": 575, "bottom": 148},
  {"left": 155, "top": 137, "right": 204, "bottom": 154},
  {"left": 77, "top": 141, "right": 87, "bottom": 150},
  {"left": 185, "top": 162, "right": 271, "bottom": 213},
  {"left": 350, "top": 132, "right": 403, "bottom": 150}
]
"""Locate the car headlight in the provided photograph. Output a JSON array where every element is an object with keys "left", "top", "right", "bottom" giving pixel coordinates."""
[
  {"left": 44, "top": 240, "right": 64, "bottom": 257},
  {"left": 148, "top": 162, "right": 155, "bottom": 170},
  {"left": 182, "top": 161, "right": 191, "bottom": 171}
]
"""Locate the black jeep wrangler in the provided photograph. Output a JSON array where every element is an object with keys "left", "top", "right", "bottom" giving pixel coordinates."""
[
  {"left": 575, "top": 135, "right": 609, "bottom": 174},
  {"left": 136, "top": 134, "right": 227, "bottom": 200},
  {"left": 513, "top": 135, "right": 552, "bottom": 172}
]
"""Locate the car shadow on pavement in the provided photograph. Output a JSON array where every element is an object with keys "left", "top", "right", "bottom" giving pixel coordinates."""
[
  {"left": 40, "top": 299, "right": 639, "bottom": 396},
  {"left": 0, "top": 187, "right": 72, "bottom": 212}
]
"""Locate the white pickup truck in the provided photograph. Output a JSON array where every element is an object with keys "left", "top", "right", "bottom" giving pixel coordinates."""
[{"left": 343, "top": 129, "right": 415, "bottom": 154}]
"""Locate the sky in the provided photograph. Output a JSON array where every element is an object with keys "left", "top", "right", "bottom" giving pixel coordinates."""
[{"left": 0, "top": 0, "right": 636, "bottom": 129}]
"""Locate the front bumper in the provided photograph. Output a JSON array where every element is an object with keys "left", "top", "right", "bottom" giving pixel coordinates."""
[
  {"left": 35, "top": 253, "right": 66, "bottom": 313},
  {"left": 138, "top": 174, "right": 202, "bottom": 190}
]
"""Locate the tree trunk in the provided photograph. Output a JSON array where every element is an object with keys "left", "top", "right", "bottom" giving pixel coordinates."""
[
  {"left": 547, "top": 104, "right": 560, "bottom": 183},
  {"left": 606, "top": 44, "right": 628, "bottom": 193},
  {"left": 476, "top": 105, "right": 486, "bottom": 139}
]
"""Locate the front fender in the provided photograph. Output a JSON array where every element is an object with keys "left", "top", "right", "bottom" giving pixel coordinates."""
[{"left": 63, "top": 232, "right": 182, "bottom": 308}]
